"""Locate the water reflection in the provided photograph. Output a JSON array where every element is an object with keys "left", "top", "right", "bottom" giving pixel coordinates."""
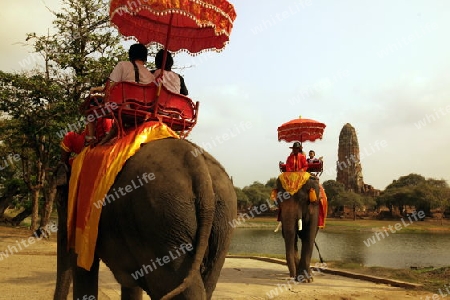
[{"left": 229, "top": 228, "right": 450, "bottom": 268}]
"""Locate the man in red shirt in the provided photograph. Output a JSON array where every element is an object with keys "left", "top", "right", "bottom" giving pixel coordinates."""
[
  {"left": 285, "top": 142, "right": 308, "bottom": 172},
  {"left": 56, "top": 118, "right": 113, "bottom": 186}
]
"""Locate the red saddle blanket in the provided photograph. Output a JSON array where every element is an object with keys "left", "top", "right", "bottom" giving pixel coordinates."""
[{"left": 67, "top": 121, "right": 179, "bottom": 270}]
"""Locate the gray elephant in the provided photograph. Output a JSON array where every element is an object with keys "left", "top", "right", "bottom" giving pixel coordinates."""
[
  {"left": 275, "top": 175, "right": 320, "bottom": 282},
  {"left": 54, "top": 138, "right": 237, "bottom": 299}
]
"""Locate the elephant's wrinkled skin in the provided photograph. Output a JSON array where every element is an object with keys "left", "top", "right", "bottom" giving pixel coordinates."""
[
  {"left": 276, "top": 176, "right": 320, "bottom": 281},
  {"left": 54, "top": 138, "right": 237, "bottom": 300}
]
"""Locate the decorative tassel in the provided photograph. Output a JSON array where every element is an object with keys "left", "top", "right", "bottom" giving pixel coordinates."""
[{"left": 309, "top": 188, "right": 317, "bottom": 202}]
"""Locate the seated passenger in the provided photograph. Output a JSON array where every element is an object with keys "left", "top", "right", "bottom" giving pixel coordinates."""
[
  {"left": 307, "top": 150, "right": 320, "bottom": 164},
  {"left": 96, "top": 43, "right": 155, "bottom": 145},
  {"left": 285, "top": 142, "right": 308, "bottom": 172},
  {"left": 109, "top": 43, "right": 155, "bottom": 85},
  {"left": 152, "top": 49, "right": 188, "bottom": 95}
]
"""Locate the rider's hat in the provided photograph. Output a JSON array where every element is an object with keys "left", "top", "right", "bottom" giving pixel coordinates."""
[{"left": 290, "top": 142, "right": 302, "bottom": 149}]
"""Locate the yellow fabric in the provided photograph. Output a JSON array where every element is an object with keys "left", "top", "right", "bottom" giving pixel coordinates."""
[
  {"left": 278, "top": 171, "right": 310, "bottom": 195},
  {"left": 60, "top": 141, "right": 71, "bottom": 153},
  {"left": 309, "top": 188, "right": 317, "bottom": 202},
  {"left": 67, "top": 122, "right": 179, "bottom": 270},
  {"left": 270, "top": 188, "right": 278, "bottom": 201},
  {"left": 319, "top": 184, "right": 328, "bottom": 229}
]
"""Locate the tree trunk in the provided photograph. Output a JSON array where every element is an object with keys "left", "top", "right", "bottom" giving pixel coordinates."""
[
  {"left": 0, "top": 184, "right": 21, "bottom": 219},
  {"left": 40, "top": 181, "right": 57, "bottom": 228},
  {"left": 0, "top": 197, "right": 13, "bottom": 219},
  {"left": 11, "top": 207, "right": 33, "bottom": 226},
  {"left": 30, "top": 189, "right": 40, "bottom": 230}
]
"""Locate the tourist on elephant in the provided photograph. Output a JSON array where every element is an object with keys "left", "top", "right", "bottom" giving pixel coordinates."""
[
  {"left": 108, "top": 43, "right": 155, "bottom": 85},
  {"left": 307, "top": 150, "right": 319, "bottom": 163},
  {"left": 285, "top": 142, "right": 308, "bottom": 172},
  {"left": 152, "top": 49, "right": 188, "bottom": 95},
  {"left": 90, "top": 43, "right": 155, "bottom": 145}
]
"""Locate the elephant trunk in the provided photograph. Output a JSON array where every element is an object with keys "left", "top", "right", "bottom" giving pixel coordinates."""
[{"left": 161, "top": 155, "right": 215, "bottom": 300}]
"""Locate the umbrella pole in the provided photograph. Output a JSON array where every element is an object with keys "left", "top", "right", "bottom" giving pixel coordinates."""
[
  {"left": 159, "top": 13, "right": 174, "bottom": 91},
  {"left": 153, "top": 14, "right": 174, "bottom": 117}
]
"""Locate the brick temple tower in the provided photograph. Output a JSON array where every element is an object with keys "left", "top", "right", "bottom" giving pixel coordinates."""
[{"left": 336, "top": 123, "right": 364, "bottom": 193}]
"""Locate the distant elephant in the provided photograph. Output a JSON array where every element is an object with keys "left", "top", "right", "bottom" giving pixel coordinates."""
[
  {"left": 54, "top": 138, "right": 237, "bottom": 300},
  {"left": 276, "top": 175, "right": 320, "bottom": 282}
]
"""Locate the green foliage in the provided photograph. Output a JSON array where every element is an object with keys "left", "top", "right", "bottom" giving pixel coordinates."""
[
  {"left": 240, "top": 180, "right": 275, "bottom": 208},
  {"left": 322, "top": 180, "right": 345, "bottom": 205},
  {"left": 322, "top": 179, "right": 376, "bottom": 210},
  {"left": 234, "top": 187, "right": 249, "bottom": 210},
  {"left": 0, "top": 0, "right": 131, "bottom": 227},
  {"left": 377, "top": 173, "right": 450, "bottom": 215},
  {"left": 385, "top": 173, "right": 426, "bottom": 190},
  {"left": 264, "top": 177, "right": 277, "bottom": 189},
  {"left": 235, "top": 174, "right": 449, "bottom": 215}
]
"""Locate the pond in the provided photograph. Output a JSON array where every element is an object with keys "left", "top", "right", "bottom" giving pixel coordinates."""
[{"left": 228, "top": 228, "right": 450, "bottom": 269}]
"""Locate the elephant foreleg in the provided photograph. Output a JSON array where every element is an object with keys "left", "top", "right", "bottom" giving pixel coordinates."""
[
  {"left": 298, "top": 208, "right": 319, "bottom": 282},
  {"left": 121, "top": 286, "right": 143, "bottom": 300},
  {"left": 53, "top": 243, "right": 72, "bottom": 300},
  {"left": 298, "top": 231, "right": 315, "bottom": 282},
  {"left": 72, "top": 255, "right": 99, "bottom": 300}
]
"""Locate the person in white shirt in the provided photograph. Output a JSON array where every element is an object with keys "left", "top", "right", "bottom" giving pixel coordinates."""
[
  {"left": 307, "top": 150, "right": 320, "bottom": 164},
  {"left": 109, "top": 43, "right": 155, "bottom": 84},
  {"left": 152, "top": 49, "right": 188, "bottom": 95},
  {"left": 95, "top": 44, "right": 155, "bottom": 145}
]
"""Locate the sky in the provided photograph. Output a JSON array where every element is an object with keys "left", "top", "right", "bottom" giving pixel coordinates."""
[{"left": 1, "top": 0, "right": 450, "bottom": 190}]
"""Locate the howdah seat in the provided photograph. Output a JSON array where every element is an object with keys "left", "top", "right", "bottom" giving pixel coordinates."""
[
  {"left": 278, "top": 161, "right": 323, "bottom": 175},
  {"left": 85, "top": 81, "right": 199, "bottom": 138}
]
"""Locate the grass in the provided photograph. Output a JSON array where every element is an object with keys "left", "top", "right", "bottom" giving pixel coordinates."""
[
  {"left": 326, "top": 261, "right": 450, "bottom": 293},
  {"left": 237, "top": 215, "right": 450, "bottom": 233},
  {"left": 323, "top": 219, "right": 450, "bottom": 233}
]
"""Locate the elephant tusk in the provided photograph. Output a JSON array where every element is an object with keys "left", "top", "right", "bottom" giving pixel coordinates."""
[{"left": 298, "top": 218, "right": 303, "bottom": 231}]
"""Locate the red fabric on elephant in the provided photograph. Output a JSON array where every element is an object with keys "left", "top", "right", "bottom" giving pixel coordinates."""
[
  {"left": 60, "top": 118, "right": 113, "bottom": 157},
  {"left": 67, "top": 122, "right": 179, "bottom": 270},
  {"left": 318, "top": 184, "right": 327, "bottom": 228}
]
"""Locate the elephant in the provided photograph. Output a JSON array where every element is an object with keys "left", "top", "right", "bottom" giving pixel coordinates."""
[
  {"left": 54, "top": 138, "right": 237, "bottom": 300},
  {"left": 276, "top": 175, "right": 320, "bottom": 282}
]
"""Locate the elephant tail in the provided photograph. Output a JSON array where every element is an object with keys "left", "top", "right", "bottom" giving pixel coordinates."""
[{"left": 161, "top": 154, "right": 215, "bottom": 300}]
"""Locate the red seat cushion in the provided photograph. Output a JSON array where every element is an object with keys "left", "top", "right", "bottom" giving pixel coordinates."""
[
  {"left": 307, "top": 161, "right": 323, "bottom": 173},
  {"left": 104, "top": 82, "right": 198, "bottom": 133}
]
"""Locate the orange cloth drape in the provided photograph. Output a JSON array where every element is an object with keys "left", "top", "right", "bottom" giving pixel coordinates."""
[
  {"left": 277, "top": 171, "right": 311, "bottom": 195},
  {"left": 318, "top": 184, "right": 328, "bottom": 229},
  {"left": 67, "top": 122, "right": 179, "bottom": 270}
]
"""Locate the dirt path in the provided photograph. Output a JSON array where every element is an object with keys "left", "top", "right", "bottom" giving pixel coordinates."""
[{"left": 0, "top": 226, "right": 432, "bottom": 299}]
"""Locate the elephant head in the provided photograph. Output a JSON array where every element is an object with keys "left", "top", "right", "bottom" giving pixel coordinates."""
[{"left": 276, "top": 174, "right": 320, "bottom": 281}]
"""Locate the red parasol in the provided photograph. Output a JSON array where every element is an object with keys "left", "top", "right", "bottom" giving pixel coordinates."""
[
  {"left": 109, "top": 0, "right": 236, "bottom": 54},
  {"left": 278, "top": 117, "right": 326, "bottom": 143}
]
